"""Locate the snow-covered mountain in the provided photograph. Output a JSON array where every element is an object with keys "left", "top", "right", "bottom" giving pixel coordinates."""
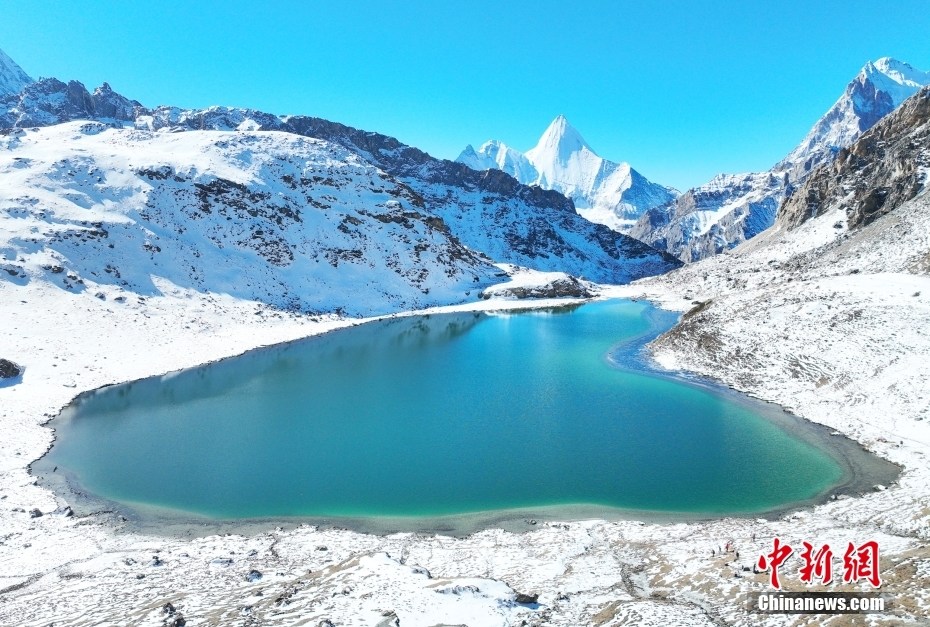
[
  {"left": 0, "top": 55, "right": 680, "bottom": 317},
  {"left": 632, "top": 57, "right": 930, "bottom": 262},
  {"left": 774, "top": 84, "right": 930, "bottom": 236},
  {"left": 0, "top": 122, "right": 501, "bottom": 316},
  {"left": 778, "top": 57, "right": 930, "bottom": 177},
  {"left": 0, "top": 48, "right": 32, "bottom": 96},
  {"left": 630, "top": 172, "right": 786, "bottom": 262},
  {"left": 457, "top": 115, "right": 678, "bottom": 231}
]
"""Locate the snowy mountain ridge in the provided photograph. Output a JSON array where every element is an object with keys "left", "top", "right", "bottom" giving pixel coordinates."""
[
  {"left": 0, "top": 52, "right": 681, "bottom": 318},
  {"left": 457, "top": 115, "right": 678, "bottom": 232},
  {"left": 779, "top": 56, "right": 930, "bottom": 176},
  {"left": 632, "top": 57, "right": 930, "bottom": 262},
  {"left": 774, "top": 84, "right": 930, "bottom": 237},
  {"left": 0, "top": 47, "right": 32, "bottom": 97},
  {"left": 0, "top": 122, "right": 501, "bottom": 316}
]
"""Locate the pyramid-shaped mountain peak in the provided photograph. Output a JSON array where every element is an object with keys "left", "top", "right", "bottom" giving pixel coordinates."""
[{"left": 528, "top": 115, "right": 595, "bottom": 162}]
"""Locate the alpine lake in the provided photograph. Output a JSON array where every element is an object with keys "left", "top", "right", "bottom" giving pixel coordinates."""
[{"left": 35, "top": 299, "right": 899, "bottom": 534}]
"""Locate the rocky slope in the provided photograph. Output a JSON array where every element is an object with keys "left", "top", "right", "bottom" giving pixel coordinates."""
[
  {"left": 0, "top": 122, "right": 506, "bottom": 317},
  {"left": 457, "top": 115, "right": 678, "bottom": 231},
  {"left": 631, "top": 57, "right": 930, "bottom": 262},
  {"left": 776, "top": 85, "right": 930, "bottom": 232},
  {"left": 0, "top": 70, "right": 680, "bottom": 296}
]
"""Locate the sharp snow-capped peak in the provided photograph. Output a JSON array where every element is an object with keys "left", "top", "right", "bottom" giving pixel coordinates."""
[
  {"left": 780, "top": 57, "right": 930, "bottom": 174},
  {"left": 524, "top": 114, "right": 594, "bottom": 165},
  {"left": 631, "top": 56, "right": 929, "bottom": 263},
  {"left": 457, "top": 116, "right": 677, "bottom": 232},
  {"left": 457, "top": 139, "right": 540, "bottom": 183},
  {"left": 0, "top": 48, "right": 33, "bottom": 97},
  {"left": 867, "top": 57, "right": 930, "bottom": 102}
]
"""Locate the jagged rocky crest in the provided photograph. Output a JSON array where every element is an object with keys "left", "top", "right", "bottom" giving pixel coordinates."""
[
  {"left": 778, "top": 85, "right": 930, "bottom": 231},
  {"left": 0, "top": 77, "right": 144, "bottom": 127},
  {"left": 632, "top": 57, "right": 930, "bottom": 262},
  {"left": 0, "top": 59, "right": 680, "bottom": 317}
]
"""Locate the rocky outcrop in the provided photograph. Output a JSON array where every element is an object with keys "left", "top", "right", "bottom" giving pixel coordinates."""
[
  {"left": 0, "top": 358, "right": 22, "bottom": 378},
  {"left": 778, "top": 86, "right": 930, "bottom": 231},
  {"left": 0, "top": 78, "right": 145, "bottom": 128},
  {"left": 480, "top": 276, "right": 594, "bottom": 300},
  {"left": 514, "top": 591, "right": 539, "bottom": 604}
]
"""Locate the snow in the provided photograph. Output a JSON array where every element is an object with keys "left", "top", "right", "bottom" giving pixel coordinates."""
[
  {"left": 0, "top": 122, "right": 499, "bottom": 317},
  {"left": 524, "top": 114, "right": 592, "bottom": 165},
  {"left": 457, "top": 140, "right": 540, "bottom": 183},
  {"left": 869, "top": 57, "right": 930, "bottom": 107},
  {"left": 1, "top": 47, "right": 927, "bottom": 625},
  {"left": 634, "top": 58, "right": 930, "bottom": 263},
  {"left": 456, "top": 116, "right": 677, "bottom": 232},
  {"left": 2, "top": 193, "right": 929, "bottom": 624},
  {"left": 0, "top": 47, "right": 33, "bottom": 97},
  {"left": 782, "top": 57, "right": 930, "bottom": 171}
]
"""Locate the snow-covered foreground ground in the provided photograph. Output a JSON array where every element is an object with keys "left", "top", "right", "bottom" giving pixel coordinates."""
[{"left": 2, "top": 236, "right": 929, "bottom": 625}]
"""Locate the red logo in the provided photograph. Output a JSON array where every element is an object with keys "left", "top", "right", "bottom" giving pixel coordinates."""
[
  {"left": 842, "top": 540, "right": 882, "bottom": 588},
  {"left": 757, "top": 538, "right": 881, "bottom": 589},
  {"left": 799, "top": 541, "right": 833, "bottom": 585},
  {"left": 757, "top": 537, "right": 793, "bottom": 589}
]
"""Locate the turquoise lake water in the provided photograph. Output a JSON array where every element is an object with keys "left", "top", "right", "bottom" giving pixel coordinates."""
[{"left": 41, "top": 300, "right": 853, "bottom": 521}]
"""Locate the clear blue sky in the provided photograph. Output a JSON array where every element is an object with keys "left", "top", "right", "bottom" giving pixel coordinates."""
[{"left": 1, "top": 1, "right": 928, "bottom": 190}]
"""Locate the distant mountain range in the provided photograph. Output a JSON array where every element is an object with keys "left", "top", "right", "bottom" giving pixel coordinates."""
[
  {"left": 2, "top": 44, "right": 925, "bottom": 319},
  {"left": 629, "top": 57, "right": 930, "bottom": 261},
  {"left": 0, "top": 49, "right": 679, "bottom": 317},
  {"left": 455, "top": 57, "right": 929, "bottom": 263},
  {"left": 457, "top": 115, "right": 678, "bottom": 232}
]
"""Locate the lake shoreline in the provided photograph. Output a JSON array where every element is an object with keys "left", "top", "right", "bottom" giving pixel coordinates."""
[
  {"left": 30, "top": 297, "right": 898, "bottom": 539},
  {"left": 3, "top": 275, "right": 927, "bottom": 625}
]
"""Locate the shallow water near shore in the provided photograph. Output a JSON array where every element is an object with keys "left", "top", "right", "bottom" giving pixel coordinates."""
[{"left": 35, "top": 299, "right": 899, "bottom": 533}]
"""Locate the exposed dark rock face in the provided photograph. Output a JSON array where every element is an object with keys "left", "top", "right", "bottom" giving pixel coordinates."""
[
  {"left": 631, "top": 173, "right": 786, "bottom": 262},
  {"left": 0, "top": 358, "right": 22, "bottom": 378},
  {"left": 480, "top": 276, "right": 594, "bottom": 300},
  {"left": 778, "top": 86, "right": 930, "bottom": 231},
  {"left": 0, "top": 78, "right": 144, "bottom": 127}
]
